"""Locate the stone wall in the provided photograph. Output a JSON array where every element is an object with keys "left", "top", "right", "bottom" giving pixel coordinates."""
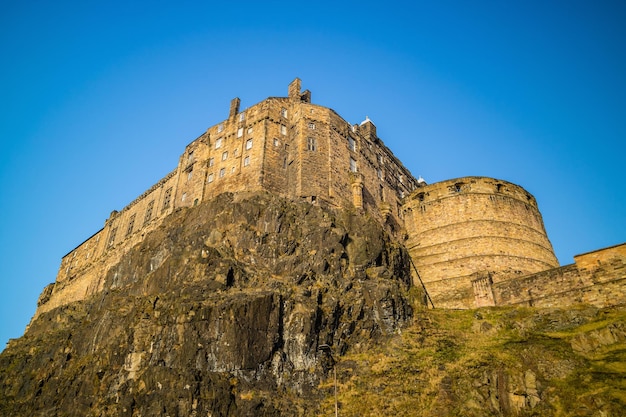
[{"left": 486, "top": 243, "right": 626, "bottom": 308}]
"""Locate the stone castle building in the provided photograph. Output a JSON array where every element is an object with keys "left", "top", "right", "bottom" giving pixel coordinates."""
[{"left": 37, "top": 79, "right": 625, "bottom": 315}]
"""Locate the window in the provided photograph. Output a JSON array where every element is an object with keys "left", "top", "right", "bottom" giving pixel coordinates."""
[
  {"left": 187, "top": 151, "right": 194, "bottom": 162},
  {"left": 239, "top": 112, "right": 245, "bottom": 121},
  {"left": 237, "top": 127, "right": 243, "bottom": 138},
  {"left": 348, "top": 137, "right": 355, "bottom": 151},
  {"left": 143, "top": 201, "right": 154, "bottom": 225},
  {"left": 126, "top": 214, "right": 136, "bottom": 237},
  {"left": 219, "top": 168, "right": 225, "bottom": 178},
  {"left": 350, "top": 157, "right": 357, "bottom": 172},
  {"left": 378, "top": 154, "right": 383, "bottom": 164},
  {"left": 207, "top": 173, "right": 214, "bottom": 183},
  {"left": 273, "top": 138, "right": 279, "bottom": 147},
  {"left": 217, "top": 123, "right": 224, "bottom": 133},
  {"left": 377, "top": 168, "right": 382, "bottom": 179},
  {"left": 162, "top": 187, "right": 172, "bottom": 210},
  {"left": 246, "top": 139, "right": 253, "bottom": 150},
  {"left": 231, "top": 166, "right": 235, "bottom": 173},
  {"left": 247, "top": 127, "right": 253, "bottom": 135},
  {"left": 187, "top": 170, "right": 193, "bottom": 182},
  {"left": 308, "top": 122, "right": 315, "bottom": 130},
  {"left": 399, "top": 175, "right": 404, "bottom": 184},
  {"left": 222, "top": 151, "right": 228, "bottom": 161},
  {"left": 281, "top": 108, "right": 287, "bottom": 118},
  {"left": 233, "top": 148, "right": 238, "bottom": 157},
  {"left": 208, "top": 157, "right": 214, "bottom": 167},
  {"left": 244, "top": 156, "right": 250, "bottom": 166},
  {"left": 107, "top": 227, "right": 117, "bottom": 248},
  {"left": 215, "top": 138, "right": 223, "bottom": 149},
  {"left": 182, "top": 192, "right": 187, "bottom": 202},
  {"left": 280, "top": 125, "right": 287, "bottom": 135},
  {"left": 307, "top": 137, "right": 317, "bottom": 151}
]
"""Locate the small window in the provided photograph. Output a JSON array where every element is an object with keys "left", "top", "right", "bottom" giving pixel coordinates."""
[
  {"left": 187, "top": 170, "right": 193, "bottom": 182},
  {"left": 348, "top": 137, "right": 355, "bottom": 151},
  {"left": 187, "top": 151, "right": 194, "bottom": 162},
  {"left": 233, "top": 148, "right": 238, "bottom": 157},
  {"left": 239, "top": 112, "right": 245, "bottom": 122},
  {"left": 215, "top": 138, "right": 223, "bottom": 149},
  {"left": 247, "top": 127, "right": 253, "bottom": 135},
  {"left": 281, "top": 108, "right": 287, "bottom": 118},
  {"left": 126, "top": 214, "right": 136, "bottom": 237},
  {"left": 231, "top": 166, "right": 235, "bottom": 173},
  {"left": 143, "top": 201, "right": 154, "bottom": 225},
  {"left": 219, "top": 168, "right": 225, "bottom": 178},
  {"left": 162, "top": 187, "right": 172, "bottom": 210},
  {"left": 377, "top": 168, "right": 382, "bottom": 179},
  {"left": 208, "top": 157, "right": 214, "bottom": 167},
  {"left": 244, "top": 156, "right": 250, "bottom": 166},
  {"left": 308, "top": 122, "right": 315, "bottom": 130},
  {"left": 454, "top": 183, "right": 462, "bottom": 192},
  {"left": 399, "top": 175, "right": 404, "bottom": 184},
  {"left": 378, "top": 154, "right": 383, "bottom": 164},
  {"left": 107, "top": 227, "right": 118, "bottom": 248},
  {"left": 307, "top": 137, "right": 317, "bottom": 151},
  {"left": 237, "top": 127, "right": 243, "bottom": 138},
  {"left": 280, "top": 125, "right": 287, "bottom": 135},
  {"left": 246, "top": 139, "right": 253, "bottom": 150},
  {"left": 222, "top": 151, "right": 228, "bottom": 161},
  {"left": 207, "top": 173, "right": 214, "bottom": 183},
  {"left": 273, "top": 138, "right": 279, "bottom": 147},
  {"left": 181, "top": 192, "right": 187, "bottom": 202},
  {"left": 217, "top": 123, "right": 224, "bottom": 133},
  {"left": 350, "top": 157, "right": 357, "bottom": 172}
]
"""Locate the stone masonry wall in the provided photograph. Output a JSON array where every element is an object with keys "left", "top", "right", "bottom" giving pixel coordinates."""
[{"left": 488, "top": 243, "right": 626, "bottom": 308}]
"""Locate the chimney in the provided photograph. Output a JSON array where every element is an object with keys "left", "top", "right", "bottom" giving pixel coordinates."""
[
  {"left": 359, "top": 116, "right": 377, "bottom": 140},
  {"left": 229, "top": 97, "right": 241, "bottom": 120},
  {"left": 288, "top": 78, "right": 301, "bottom": 100}
]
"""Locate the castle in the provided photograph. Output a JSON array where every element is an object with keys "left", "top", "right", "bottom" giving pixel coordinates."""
[{"left": 36, "top": 79, "right": 625, "bottom": 316}]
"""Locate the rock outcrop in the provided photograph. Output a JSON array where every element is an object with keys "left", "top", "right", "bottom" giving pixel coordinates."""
[{"left": 0, "top": 192, "right": 415, "bottom": 416}]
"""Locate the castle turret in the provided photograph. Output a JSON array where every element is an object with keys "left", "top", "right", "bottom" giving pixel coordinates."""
[{"left": 403, "top": 176, "right": 559, "bottom": 308}]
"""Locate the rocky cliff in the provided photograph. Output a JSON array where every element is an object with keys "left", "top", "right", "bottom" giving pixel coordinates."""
[
  {"left": 1, "top": 192, "right": 624, "bottom": 416},
  {"left": 0, "top": 192, "right": 415, "bottom": 416}
]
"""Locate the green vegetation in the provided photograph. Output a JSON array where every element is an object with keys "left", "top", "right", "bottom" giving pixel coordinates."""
[{"left": 318, "top": 305, "right": 626, "bottom": 416}]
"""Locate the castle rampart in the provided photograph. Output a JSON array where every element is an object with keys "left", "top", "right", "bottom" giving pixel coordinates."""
[
  {"left": 403, "top": 176, "right": 559, "bottom": 308},
  {"left": 479, "top": 243, "right": 626, "bottom": 308}
]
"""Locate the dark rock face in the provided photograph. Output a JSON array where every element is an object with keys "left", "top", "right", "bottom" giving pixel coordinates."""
[{"left": 0, "top": 192, "right": 415, "bottom": 416}]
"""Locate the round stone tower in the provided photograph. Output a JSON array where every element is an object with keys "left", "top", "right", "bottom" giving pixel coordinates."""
[{"left": 403, "top": 176, "right": 559, "bottom": 308}]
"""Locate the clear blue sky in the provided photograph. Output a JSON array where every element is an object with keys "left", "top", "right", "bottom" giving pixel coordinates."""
[{"left": 1, "top": 1, "right": 624, "bottom": 349}]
